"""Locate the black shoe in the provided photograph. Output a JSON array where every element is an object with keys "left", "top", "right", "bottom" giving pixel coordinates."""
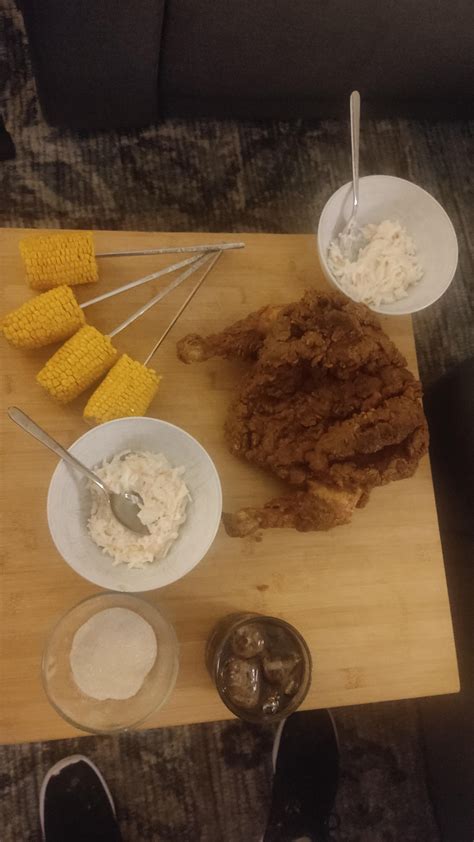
[
  {"left": 263, "top": 709, "right": 339, "bottom": 842},
  {"left": 40, "top": 755, "right": 122, "bottom": 842}
]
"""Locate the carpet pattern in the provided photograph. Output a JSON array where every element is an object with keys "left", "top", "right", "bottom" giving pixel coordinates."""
[
  {"left": 1, "top": 705, "right": 440, "bottom": 842},
  {"left": 1, "top": 2, "right": 473, "bottom": 840}
]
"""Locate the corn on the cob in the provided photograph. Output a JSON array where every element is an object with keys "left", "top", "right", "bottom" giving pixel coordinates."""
[
  {"left": 83, "top": 354, "right": 161, "bottom": 424},
  {"left": 1, "top": 286, "right": 85, "bottom": 349},
  {"left": 37, "top": 325, "right": 117, "bottom": 403},
  {"left": 20, "top": 232, "right": 98, "bottom": 290}
]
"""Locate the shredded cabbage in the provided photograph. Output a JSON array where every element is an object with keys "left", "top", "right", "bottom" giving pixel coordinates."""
[
  {"left": 88, "top": 450, "right": 190, "bottom": 568},
  {"left": 328, "top": 219, "right": 424, "bottom": 306}
]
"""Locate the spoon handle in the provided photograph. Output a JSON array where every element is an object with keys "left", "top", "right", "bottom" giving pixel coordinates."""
[
  {"left": 7, "top": 407, "right": 107, "bottom": 495},
  {"left": 350, "top": 90, "right": 361, "bottom": 214}
]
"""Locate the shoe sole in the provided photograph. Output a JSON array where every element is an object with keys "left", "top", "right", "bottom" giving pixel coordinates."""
[
  {"left": 39, "top": 754, "right": 116, "bottom": 840},
  {"left": 272, "top": 708, "right": 339, "bottom": 772}
]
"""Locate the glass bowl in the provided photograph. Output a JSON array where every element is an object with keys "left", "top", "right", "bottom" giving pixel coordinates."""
[{"left": 42, "top": 592, "right": 179, "bottom": 734}]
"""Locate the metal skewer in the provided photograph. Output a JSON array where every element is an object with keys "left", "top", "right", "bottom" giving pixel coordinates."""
[
  {"left": 96, "top": 242, "right": 244, "bottom": 258},
  {"left": 80, "top": 253, "right": 203, "bottom": 309},
  {"left": 143, "top": 250, "right": 221, "bottom": 366},
  {"left": 108, "top": 252, "right": 214, "bottom": 339}
]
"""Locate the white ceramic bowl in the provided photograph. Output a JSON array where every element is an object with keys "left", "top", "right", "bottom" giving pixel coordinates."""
[
  {"left": 317, "top": 175, "right": 458, "bottom": 315},
  {"left": 47, "top": 417, "right": 222, "bottom": 591}
]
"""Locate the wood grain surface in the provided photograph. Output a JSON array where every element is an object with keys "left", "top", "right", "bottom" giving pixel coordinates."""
[{"left": 0, "top": 228, "right": 459, "bottom": 745}]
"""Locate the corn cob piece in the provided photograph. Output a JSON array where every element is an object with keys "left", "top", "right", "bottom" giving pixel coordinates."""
[
  {"left": 83, "top": 354, "right": 161, "bottom": 424},
  {"left": 20, "top": 232, "right": 98, "bottom": 290},
  {"left": 37, "top": 325, "right": 117, "bottom": 403},
  {"left": 1, "top": 286, "right": 85, "bottom": 349},
  {"left": 83, "top": 252, "right": 220, "bottom": 423}
]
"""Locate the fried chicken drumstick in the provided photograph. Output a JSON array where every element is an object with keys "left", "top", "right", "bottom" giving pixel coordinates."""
[{"left": 177, "top": 291, "right": 429, "bottom": 536}]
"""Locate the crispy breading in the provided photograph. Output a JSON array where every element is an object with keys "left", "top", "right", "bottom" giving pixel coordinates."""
[{"left": 178, "top": 290, "right": 429, "bottom": 535}]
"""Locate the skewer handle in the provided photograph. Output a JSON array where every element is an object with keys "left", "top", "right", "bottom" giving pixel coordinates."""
[
  {"left": 108, "top": 252, "right": 211, "bottom": 339},
  {"left": 96, "top": 242, "right": 244, "bottom": 258},
  {"left": 143, "top": 251, "right": 221, "bottom": 366},
  {"left": 81, "top": 254, "right": 202, "bottom": 309}
]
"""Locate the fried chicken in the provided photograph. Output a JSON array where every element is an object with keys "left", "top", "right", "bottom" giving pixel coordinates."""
[{"left": 177, "top": 290, "right": 429, "bottom": 536}]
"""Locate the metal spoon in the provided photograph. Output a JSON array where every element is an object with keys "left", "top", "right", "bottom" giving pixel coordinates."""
[
  {"left": 337, "top": 90, "right": 366, "bottom": 261},
  {"left": 7, "top": 407, "right": 149, "bottom": 535}
]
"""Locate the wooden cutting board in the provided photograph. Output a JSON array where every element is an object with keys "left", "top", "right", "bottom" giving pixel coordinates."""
[{"left": 0, "top": 228, "right": 459, "bottom": 744}]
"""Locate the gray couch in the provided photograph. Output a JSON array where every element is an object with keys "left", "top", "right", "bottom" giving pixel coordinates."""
[{"left": 19, "top": 0, "right": 474, "bottom": 129}]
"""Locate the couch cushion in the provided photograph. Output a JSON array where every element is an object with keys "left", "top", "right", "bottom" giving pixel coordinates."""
[
  {"left": 20, "top": 0, "right": 166, "bottom": 129},
  {"left": 160, "top": 0, "right": 474, "bottom": 115}
]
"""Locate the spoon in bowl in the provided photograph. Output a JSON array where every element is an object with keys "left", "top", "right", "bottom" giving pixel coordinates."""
[
  {"left": 7, "top": 407, "right": 149, "bottom": 535},
  {"left": 337, "top": 90, "right": 366, "bottom": 261}
]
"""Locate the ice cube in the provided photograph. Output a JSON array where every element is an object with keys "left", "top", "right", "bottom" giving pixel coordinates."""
[
  {"left": 230, "top": 623, "right": 265, "bottom": 659},
  {"left": 261, "top": 688, "right": 282, "bottom": 716},
  {"left": 283, "top": 674, "right": 300, "bottom": 697},
  {"left": 262, "top": 652, "right": 301, "bottom": 686},
  {"left": 222, "top": 657, "right": 261, "bottom": 709}
]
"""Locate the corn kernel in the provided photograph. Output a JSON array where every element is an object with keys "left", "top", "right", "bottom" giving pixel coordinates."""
[
  {"left": 2, "top": 286, "right": 85, "bottom": 349},
  {"left": 37, "top": 325, "right": 117, "bottom": 403},
  {"left": 83, "top": 354, "right": 161, "bottom": 424},
  {"left": 20, "top": 232, "right": 98, "bottom": 290}
]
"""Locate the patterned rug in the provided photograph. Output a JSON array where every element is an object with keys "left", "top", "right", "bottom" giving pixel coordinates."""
[
  {"left": 2, "top": 2, "right": 473, "bottom": 840},
  {"left": 2, "top": 704, "right": 441, "bottom": 842}
]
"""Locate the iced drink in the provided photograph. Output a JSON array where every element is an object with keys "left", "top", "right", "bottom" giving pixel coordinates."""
[{"left": 206, "top": 613, "right": 312, "bottom": 722}]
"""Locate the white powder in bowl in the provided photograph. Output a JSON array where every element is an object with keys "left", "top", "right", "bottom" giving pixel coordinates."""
[
  {"left": 70, "top": 607, "right": 157, "bottom": 701},
  {"left": 87, "top": 450, "right": 190, "bottom": 568},
  {"left": 327, "top": 219, "right": 424, "bottom": 306}
]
